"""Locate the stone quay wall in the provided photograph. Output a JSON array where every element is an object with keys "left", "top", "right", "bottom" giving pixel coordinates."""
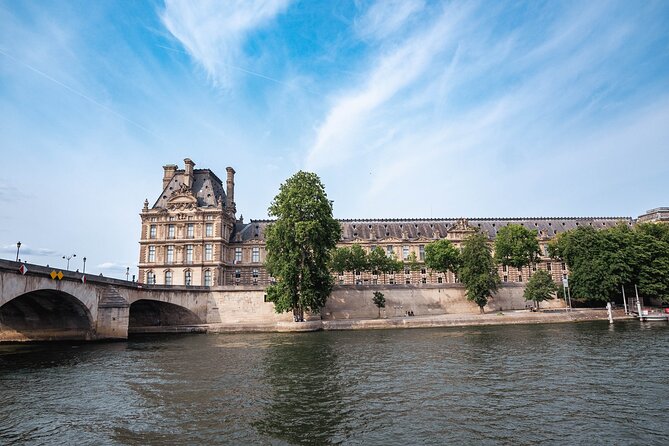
[{"left": 207, "top": 284, "right": 566, "bottom": 325}]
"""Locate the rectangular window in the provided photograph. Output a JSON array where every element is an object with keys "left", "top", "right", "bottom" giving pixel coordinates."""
[
  {"left": 252, "top": 247, "right": 260, "bottom": 263},
  {"left": 166, "top": 245, "right": 174, "bottom": 263},
  {"left": 389, "top": 278, "right": 395, "bottom": 285},
  {"left": 252, "top": 269, "right": 259, "bottom": 278},
  {"left": 502, "top": 265, "right": 507, "bottom": 272},
  {"left": 205, "top": 244, "right": 213, "bottom": 261},
  {"left": 518, "top": 275, "right": 523, "bottom": 282},
  {"left": 165, "top": 271, "right": 172, "bottom": 285},
  {"left": 206, "top": 215, "right": 214, "bottom": 220},
  {"left": 185, "top": 270, "right": 192, "bottom": 286},
  {"left": 235, "top": 247, "right": 242, "bottom": 263},
  {"left": 186, "top": 245, "right": 193, "bottom": 263},
  {"left": 204, "top": 270, "right": 212, "bottom": 286},
  {"left": 437, "top": 277, "right": 443, "bottom": 284},
  {"left": 147, "top": 271, "right": 155, "bottom": 284},
  {"left": 168, "top": 224, "right": 175, "bottom": 239},
  {"left": 187, "top": 224, "right": 194, "bottom": 238},
  {"left": 206, "top": 223, "right": 213, "bottom": 237},
  {"left": 561, "top": 262, "right": 566, "bottom": 271},
  {"left": 387, "top": 245, "right": 394, "bottom": 257},
  {"left": 547, "top": 263, "right": 552, "bottom": 271},
  {"left": 532, "top": 264, "right": 537, "bottom": 271},
  {"left": 404, "top": 268, "right": 410, "bottom": 275},
  {"left": 149, "top": 225, "right": 156, "bottom": 239},
  {"left": 148, "top": 246, "right": 155, "bottom": 262},
  {"left": 405, "top": 278, "right": 411, "bottom": 284},
  {"left": 235, "top": 269, "right": 241, "bottom": 279},
  {"left": 421, "top": 277, "right": 427, "bottom": 284},
  {"left": 402, "top": 246, "right": 410, "bottom": 260},
  {"left": 503, "top": 275, "right": 508, "bottom": 282},
  {"left": 420, "top": 268, "right": 426, "bottom": 275},
  {"left": 419, "top": 245, "right": 425, "bottom": 261}
]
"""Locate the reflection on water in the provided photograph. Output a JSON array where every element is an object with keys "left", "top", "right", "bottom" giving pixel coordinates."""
[
  {"left": 254, "top": 334, "right": 347, "bottom": 445},
  {"left": 1, "top": 322, "right": 668, "bottom": 445}
]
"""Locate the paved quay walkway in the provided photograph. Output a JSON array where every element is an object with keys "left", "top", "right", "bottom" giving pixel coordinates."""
[{"left": 206, "top": 309, "right": 633, "bottom": 333}]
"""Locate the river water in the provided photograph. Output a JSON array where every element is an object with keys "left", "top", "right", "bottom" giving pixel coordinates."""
[{"left": 1, "top": 321, "right": 667, "bottom": 445}]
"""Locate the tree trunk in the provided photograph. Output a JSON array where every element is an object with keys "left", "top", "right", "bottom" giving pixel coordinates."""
[{"left": 479, "top": 305, "right": 485, "bottom": 314}]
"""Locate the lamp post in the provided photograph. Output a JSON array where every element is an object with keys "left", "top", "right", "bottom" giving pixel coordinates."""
[
  {"left": 83, "top": 257, "right": 87, "bottom": 274},
  {"left": 63, "top": 254, "right": 76, "bottom": 270},
  {"left": 126, "top": 267, "right": 130, "bottom": 281},
  {"left": 16, "top": 241, "right": 21, "bottom": 262}
]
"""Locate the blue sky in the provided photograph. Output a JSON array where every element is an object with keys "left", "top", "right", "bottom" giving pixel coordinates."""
[{"left": 1, "top": 0, "right": 668, "bottom": 278}]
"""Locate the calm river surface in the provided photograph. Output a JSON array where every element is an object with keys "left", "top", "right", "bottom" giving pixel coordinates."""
[{"left": 1, "top": 321, "right": 668, "bottom": 445}]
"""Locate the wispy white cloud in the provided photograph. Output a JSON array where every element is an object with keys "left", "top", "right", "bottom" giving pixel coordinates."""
[
  {"left": 0, "top": 244, "right": 56, "bottom": 257},
  {"left": 161, "top": 0, "right": 292, "bottom": 88},
  {"left": 306, "top": 1, "right": 668, "bottom": 219},
  {"left": 354, "top": 0, "right": 424, "bottom": 41}
]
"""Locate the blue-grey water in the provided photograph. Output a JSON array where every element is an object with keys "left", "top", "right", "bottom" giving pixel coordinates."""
[{"left": 1, "top": 321, "right": 668, "bottom": 445}]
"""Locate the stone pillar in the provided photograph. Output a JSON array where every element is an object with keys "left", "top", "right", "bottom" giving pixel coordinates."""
[
  {"left": 96, "top": 286, "right": 129, "bottom": 340},
  {"left": 163, "top": 164, "right": 178, "bottom": 190},
  {"left": 226, "top": 167, "right": 236, "bottom": 212},
  {"left": 184, "top": 158, "right": 195, "bottom": 188}
]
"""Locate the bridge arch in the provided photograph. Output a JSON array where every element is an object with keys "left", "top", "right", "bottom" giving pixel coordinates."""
[
  {"left": 128, "top": 299, "right": 203, "bottom": 329},
  {"left": 0, "top": 289, "right": 94, "bottom": 341}
]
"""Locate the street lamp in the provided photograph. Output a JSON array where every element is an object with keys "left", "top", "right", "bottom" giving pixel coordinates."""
[
  {"left": 83, "top": 257, "right": 87, "bottom": 274},
  {"left": 63, "top": 254, "right": 76, "bottom": 270},
  {"left": 126, "top": 267, "right": 130, "bottom": 281},
  {"left": 16, "top": 241, "right": 21, "bottom": 262}
]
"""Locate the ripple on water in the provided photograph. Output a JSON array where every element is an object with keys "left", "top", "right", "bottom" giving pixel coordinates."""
[{"left": 1, "top": 322, "right": 668, "bottom": 445}]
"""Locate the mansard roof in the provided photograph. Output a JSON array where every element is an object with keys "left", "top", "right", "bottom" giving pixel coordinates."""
[
  {"left": 236, "top": 216, "right": 632, "bottom": 243},
  {"left": 153, "top": 169, "right": 226, "bottom": 209}
]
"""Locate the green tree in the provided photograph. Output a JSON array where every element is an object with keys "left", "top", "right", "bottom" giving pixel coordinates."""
[
  {"left": 523, "top": 269, "right": 558, "bottom": 309},
  {"left": 424, "top": 239, "right": 461, "bottom": 279},
  {"left": 406, "top": 251, "right": 420, "bottom": 272},
  {"left": 494, "top": 224, "right": 540, "bottom": 273},
  {"left": 635, "top": 223, "right": 669, "bottom": 302},
  {"left": 368, "top": 247, "right": 391, "bottom": 283},
  {"left": 347, "top": 244, "right": 369, "bottom": 275},
  {"left": 460, "top": 232, "right": 499, "bottom": 313},
  {"left": 330, "top": 247, "right": 350, "bottom": 276},
  {"left": 372, "top": 291, "right": 386, "bottom": 318},
  {"left": 548, "top": 224, "right": 638, "bottom": 303},
  {"left": 265, "top": 171, "right": 341, "bottom": 321}
]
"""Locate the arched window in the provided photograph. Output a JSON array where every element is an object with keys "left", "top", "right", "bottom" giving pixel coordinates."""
[
  {"left": 165, "top": 270, "right": 173, "bottom": 285},
  {"left": 184, "top": 270, "right": 192, "bottom": 286},
  {"left": 146, "top": 271, "right": 155, "bottom": 285},
  {"left": 204, "top": 269, "right": 212, "bottom": 287}
]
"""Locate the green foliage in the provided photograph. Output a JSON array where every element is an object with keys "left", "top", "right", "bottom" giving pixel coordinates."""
[
  {"left": 368, "top": 247, "right": 389, "bottom": 274},
  {"left": 348, "top": 244, "right": 369, "bottom": 273},
  {"left": 406, "top": 252, "right": 420, "bottom": 271},
  {"left": 264, "top": 171, "right": 341, "bottom": 317},
  {"left": 523, "top": 269, "right": 558, "bottom": 308},
  {"left": 549, "top": 222, "right": 669, "bottom": 303},
  {"left": 424, "top": 239, "right": 461, "bottom": 275},
  {"left": 330, "top": 247, "right": 349, "bottom": 275},
  {"left": 459, "top": 232, "right": 499, "bottom": 312},
  {"left": 494, "top": 224, "right": 540, "bottom": 269},
  {"left": 372, "top": 291, "right": 386, "bottom": 308}
]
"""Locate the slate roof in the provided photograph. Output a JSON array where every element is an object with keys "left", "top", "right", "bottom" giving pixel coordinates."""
[
  {"left": 234, "top": 216, "right": 633, "bottom": 243},
  {"left": 153, "top": 169, "right": 226, "bottom": 209}
]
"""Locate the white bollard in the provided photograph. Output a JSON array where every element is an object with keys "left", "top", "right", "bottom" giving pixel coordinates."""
[{"left": 606, "top": 302, "right": 613, "bottom": 324}]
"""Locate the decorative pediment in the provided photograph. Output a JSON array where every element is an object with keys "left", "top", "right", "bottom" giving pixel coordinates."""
[
  {"left": 447, "top": 218, "right": 475, "bottom": 240},
  {"left": 167, "top": 183, "right": 197, "bottom": 210}
]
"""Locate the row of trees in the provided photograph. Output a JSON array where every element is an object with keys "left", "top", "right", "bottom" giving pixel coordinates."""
[
  {"left": 263, "top": 171, "right": 667, "bottom": 320},
  {"left": 549, "top": 222, "right": 669, "bottom": 303}
]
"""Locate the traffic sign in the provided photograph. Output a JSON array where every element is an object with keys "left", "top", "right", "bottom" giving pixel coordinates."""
[
  {"left": 18, "top": 264, "right": 28, "bottom": 275},
  {"left": 81, "top": 275, "right": 86, "bottom": 284},
  {"left": 50, "top": 271, "right": 64, "bottom": 280}
]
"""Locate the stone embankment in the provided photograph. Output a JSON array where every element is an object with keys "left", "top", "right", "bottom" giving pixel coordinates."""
[{"left": 206, "top": 309, "right": 633, "bottom": 333}]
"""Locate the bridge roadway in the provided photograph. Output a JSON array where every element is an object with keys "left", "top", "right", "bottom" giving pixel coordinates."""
[{"left": 0, "top": 259, "right": 211, "bottom": 342}]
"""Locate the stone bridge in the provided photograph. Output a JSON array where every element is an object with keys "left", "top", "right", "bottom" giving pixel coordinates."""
[{"left": 0, "top": 259, "right": 213, "bottom": 342}]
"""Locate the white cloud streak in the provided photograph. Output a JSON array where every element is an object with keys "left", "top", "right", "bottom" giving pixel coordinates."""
[{"left": 161, "top": 0, "right": 291, "bottom": 88}]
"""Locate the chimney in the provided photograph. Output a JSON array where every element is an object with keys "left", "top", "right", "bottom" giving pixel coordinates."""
[
  {"left": 184, "top": 158, "right": 195, "bottom": 189},
  {"left": 162, "top": 164, "right": 177, "bottom": 190},
  {"left": 226, "top": 167, "right": 235, "bottom": 209}
]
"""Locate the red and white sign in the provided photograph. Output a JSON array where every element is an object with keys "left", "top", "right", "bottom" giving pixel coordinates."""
[
  {"left": 81, "top": 275, "right": 86, "bottom": 284},
  {"left": 18, "top": 264, "right": 28, "bottom": 275}
]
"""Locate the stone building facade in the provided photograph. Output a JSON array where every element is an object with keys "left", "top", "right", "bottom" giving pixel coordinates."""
[{"left": 138, "top": 159, "right": 642, "bottom": 287}]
